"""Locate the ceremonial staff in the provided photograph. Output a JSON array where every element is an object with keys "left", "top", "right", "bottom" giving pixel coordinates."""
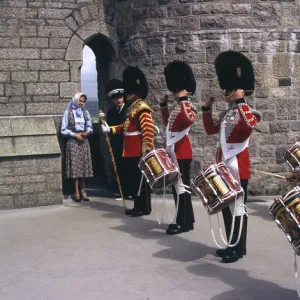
[{"left": 99, "top": 110, "right": 127, "bottom": 209}]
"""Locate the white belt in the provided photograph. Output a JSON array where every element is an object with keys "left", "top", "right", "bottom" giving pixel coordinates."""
[{"left": 124, "top": 131, "right": 141, "bottom": 136}]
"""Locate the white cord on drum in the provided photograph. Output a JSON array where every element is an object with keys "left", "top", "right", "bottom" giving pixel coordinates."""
[
  {"left": 294, "top": 252, "right": 300, "bottom": 299},
  {"left": 137, "top": 172, "right": 144, "bottom": 197},
  {"left": 166, "top": 173, "right": 181, "bottom": 224},
  {"left": 155, "top": 176, "right": 165, "bottom": 225},
  {"left": 209, "top": 190, "right": 246, "bottom": 249}
]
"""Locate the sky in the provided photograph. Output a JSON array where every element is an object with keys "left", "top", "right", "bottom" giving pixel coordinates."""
[{"left": 81, "top": 46, "right": 98, "bottom": 101}]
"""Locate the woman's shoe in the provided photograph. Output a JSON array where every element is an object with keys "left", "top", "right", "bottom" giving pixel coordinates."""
[
  {"left": 80, "top": 195, "right": 90, "bottom": 201},
  {"left": 72, "top": 195, "right": 81, "bottom": 202}
]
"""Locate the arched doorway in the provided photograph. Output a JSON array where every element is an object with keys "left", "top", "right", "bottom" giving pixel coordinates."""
[{"left": 80, "top": 34, "right": 120, "bottom": 193}]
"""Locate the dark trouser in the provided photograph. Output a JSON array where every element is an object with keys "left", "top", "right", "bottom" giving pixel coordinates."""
[
  {"left": 123, "top": 157, "right": 151, "bottom": 213},
  {"left": 222, "top": 179, "right": 248, "bottom": 254},
  {"left": 114, "top": 153, "right": 130, "bottom": 197},
  {"left": 171, "top": 159, "right": 195, "bottom": 227}
]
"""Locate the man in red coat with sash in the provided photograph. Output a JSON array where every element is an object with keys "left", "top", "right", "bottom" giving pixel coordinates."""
[
  {"left": 202, "top": 51, "right": 261, "bottom": 263},
  {"left": 160, "top": 61, "right": 198, "bottom": 235},
  {"left": 101, "top": 67, "right": 154, "bottom": 217}
]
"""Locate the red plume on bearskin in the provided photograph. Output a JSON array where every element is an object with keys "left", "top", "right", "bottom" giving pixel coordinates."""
[
  {"left": 215, "top": 51, "right": 255, "bottom": 96},
  {"left": 123, "top": 66, "right": 148, "bottom": 99},
  {"left": 164, "top": 60, "right": 196, "bottom": 95}
]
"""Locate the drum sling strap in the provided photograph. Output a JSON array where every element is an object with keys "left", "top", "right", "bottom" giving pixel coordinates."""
[
  {"left": 208, "top": 118, "right": 248, "bottom": 249},
  {"left": 162, "top": 123, "right": 191, "bottom": 224}
]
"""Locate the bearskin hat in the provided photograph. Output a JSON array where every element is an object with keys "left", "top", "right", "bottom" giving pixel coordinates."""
[
  {"left": 215, "top": 51, "right": 255, "bottom": 96},
  {"left": 122, "top": 66, "right": 148, "bottom": 99},
  {"left": 106, "top": 78, "right": 124, "bottom": 99},
  {"left": 164, "top": 60, "right": 196, "bottom": 95}
]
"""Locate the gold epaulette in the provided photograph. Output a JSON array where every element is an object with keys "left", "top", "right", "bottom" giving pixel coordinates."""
[{"left": 134, "top": 100, "right": 153, "bottom": 114}]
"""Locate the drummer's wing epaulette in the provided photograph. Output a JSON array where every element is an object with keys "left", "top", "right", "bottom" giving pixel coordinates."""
[{"left": 135, "top": 100, "right": 153, "bottom": 114}]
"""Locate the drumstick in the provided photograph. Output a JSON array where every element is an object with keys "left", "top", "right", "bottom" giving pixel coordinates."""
[{"left": 253, "top": 169, "right": 286, "bottom": 179}]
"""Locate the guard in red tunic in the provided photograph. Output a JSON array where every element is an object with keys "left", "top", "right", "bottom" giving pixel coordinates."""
[
  {"left": 160, "top": 61, "right": 197, "bottom": 235},
  {"left": 101, "top": 67, "right": 154, "bottom": 217},
  {"left": 202, "top": 51, "right": 261, "bottom": 263}
]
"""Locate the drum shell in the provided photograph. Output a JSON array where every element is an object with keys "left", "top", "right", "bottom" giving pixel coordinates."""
[
  {"left": 191, "top": 162, "right": 243, "bottom": 215},
  {"left": 269, "top": 186, "right": 300, "bottom": 255},
  {"left": 138, "top": 149, "right": 179, "bottom": 190},
  {"left": 284, "top": 142, "right": 300, "bottom": 170}
]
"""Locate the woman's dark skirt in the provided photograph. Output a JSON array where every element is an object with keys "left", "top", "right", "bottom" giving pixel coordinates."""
[{"left": 65, "top": 138, "right": 93, "bottom": 179}]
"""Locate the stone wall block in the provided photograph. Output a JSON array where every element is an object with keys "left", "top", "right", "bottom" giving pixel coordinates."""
[
  {"left": 253, "top": 3, "right": 282, "bottom": 27},
  {"left": 0, "top": 104, "right": 25, "bottom": 116},
  {"left": 37, "top": 192, "right": 62, "bottom": 206},
  {"left": 0, "top": 37, "right": 20, "bottom": 47},
  {"left": 189, "top": 40, "right": 205, "bottom": 52},
  {"left": 80, "top": 6, "right": 92, "bottom": 21},
  {"left": 273, "top": 54, "right": 293, "bottom": 77},
  {"left": 5, "top": 83, "right": 25, "bottom": 96},
  {"left": 26, "top": 83, "right": 58, "bottom": 95},
  {"left": 40, "top": 70, "right": 70, "bottom": 82},
  {"left": 175, "top": 42, "right": 189, "bottom": 53},
  {"left": 270, "top": 122, "right": 290, "bottom": 133},
  {"left": 149, "top": 7, "right": 167, "bottom": 18},
  {"left": 26, "top": 102, "right": 68, "bottom": 115},
  {"left": 233, "top": 4, "right": 252, "bottom": 14},
  {"left": 262, "top": 112, "right": 275, "bottom": 122},
  {"left": 0, "top": 8, "right": 38, "bottom": 19},
  {"left": 38, "top": 8, "right": 72, "bottom": 19},
  {"left": 38, "top": 26, "right": 73, "bottom": 37},
  {"left": 29, "top": 60, "right": 69, "bottom": 71},
  {"left": 22, "top": 182, "right": 46, "bottom": 194},
  {"left": 0, "top": 184, "right": 22, "bottom": 195},
  {"left": 32, "top": 96, "right": 60, "bottom": 103},
  {"left": 21, "top": 37, "right": 49, "bottom": 48},
  {"left": 41, "top": 49, "right": 66, "bottom": 59},
  {"left": 0, "top": 72, "right": 10, "bottom": 83},
  {"left": 14, "top": 194, "right": 38, "bottom": 208},
  {"left": 158, "top": 18, "right": 181, "bottom": 31},
  {"left": 183, "top": 53, "right": 205, "bottom": 64},
  {"left": 139, "top": 20, "right": 157, "bottom": 33},
  {"left": 211, "top": 2, "right": 232, "bottom": 14},
  {"left": 0, "top": 196, "right": 14, "bottom": 210},
  {"left": 65, "top": 35, "right": 83, "bottom": 61},
  {"left": 70, "top": 61, "right": 82, "bottom": 82},
  {"left": 130, "top": 39, "right": 147, "bottom": 56},
  {"left": 168, "top": 5, "right": 190, "bottom": 17},
  {"left": 46, "top": 173, "right": 62, "bottom": 191},
  {"left": 181, "top": 17, "right": 199, "bottom": 31},
  {"left": 200, "top": 16, "right": 226, "bottom": 30},
  {"left": 76, "top": 21, "right": 100, "bottom": 41},
  {"left": 226, "top": 16, "right": 252, "bottom": 28},
  {"left": 60, "top": 82, "right": 80, "bottom": 98},
  {"left": 0, "top": 48, "right": 40, "bottom": 60},
  {"left": 12, "top": 72, "right": 38, "bottom": 83},
  {"left": 49, "top": 37, "right": 70, "bottom": 49},
  {"left": 0, "top": 175, "right": 45, "bottom": 185},
  {"left": 206, "top": 42, "right": 220, "bottom": 63},
  {"left": 276, "top": 99, "right": 297, "bottom": 120},
  {"left": 1, "top": 60, "right": 27, "bottom": 71},
  {"left": 192, "top": 4, "right": 211, "bottom": 15},
  {"left": 65, "top": 16, "right": 78, "bottom": 31},
  {"left": 36, "top": 156, "right": 61, "bottom": 174}
]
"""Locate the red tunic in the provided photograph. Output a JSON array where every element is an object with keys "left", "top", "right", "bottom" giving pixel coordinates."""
[
  {"left": 202, "top": 98, "right": 260, "bottom": 179},
  {"left": 111, "top": 99, "right": 154, "bottom": 157},
  {"left": 161, "top": 99, "right": 197, "bottom": 159}
]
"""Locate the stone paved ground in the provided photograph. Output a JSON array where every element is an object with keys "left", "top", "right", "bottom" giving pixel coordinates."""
[{"left": 0, "top": 191, "right": 299, "bottom": 300}]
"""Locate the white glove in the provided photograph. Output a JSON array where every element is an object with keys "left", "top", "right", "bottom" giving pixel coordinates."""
[{"left": 101, "top": 122, "right": 110, "bottom": 133}]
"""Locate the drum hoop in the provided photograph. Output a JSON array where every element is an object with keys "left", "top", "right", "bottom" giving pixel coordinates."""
[{"left": 285, "top": 145, "right": 300, "bottom": 170}]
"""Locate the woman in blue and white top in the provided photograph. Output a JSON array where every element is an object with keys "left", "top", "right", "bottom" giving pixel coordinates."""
[{"left": 61, "top": 92, "right": 93, "bottom": 202}]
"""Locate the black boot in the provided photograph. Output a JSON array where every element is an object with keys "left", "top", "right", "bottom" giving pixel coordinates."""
[{"left": 221, "top": 248, "right": 243, "bottom": 263}]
